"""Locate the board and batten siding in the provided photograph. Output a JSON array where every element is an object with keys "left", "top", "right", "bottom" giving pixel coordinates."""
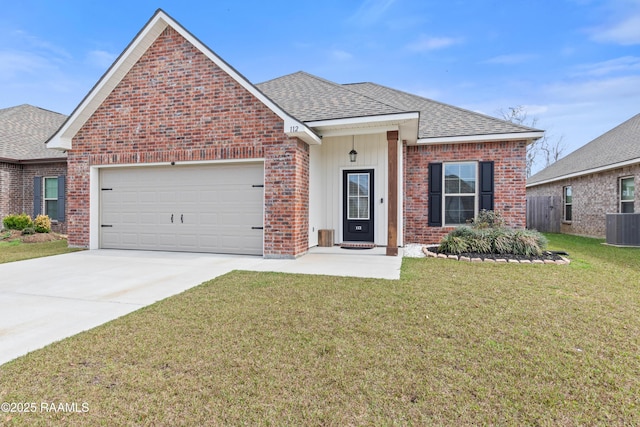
[{"left": 308, "top": 133, "right": 391, "bottom": 246}]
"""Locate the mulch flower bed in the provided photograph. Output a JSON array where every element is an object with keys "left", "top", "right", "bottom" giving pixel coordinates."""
[
  {"left": 1, "top": 229, "right": 66, "bottom": 244},
  {"left": 423, "top": 245, "right": 570, "bottom": 265}
]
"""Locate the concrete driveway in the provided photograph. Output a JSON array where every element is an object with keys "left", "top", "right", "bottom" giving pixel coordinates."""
[{"left": 0, "top": 248, "right": 401, "bottom": 366}]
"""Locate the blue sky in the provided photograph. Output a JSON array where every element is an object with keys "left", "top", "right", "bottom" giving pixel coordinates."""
[{"left": 1, "top": 0, "right": 639, "bottom": 172}]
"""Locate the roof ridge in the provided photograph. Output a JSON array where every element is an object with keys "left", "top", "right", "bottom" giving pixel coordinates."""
[
  {"left": 340, "top": 82, "right": 419, "bottom": 115},
  {"left": 257, "top": 71, "right": 345, "bottom": 89},
  {"left": 1, "top": 104, "right": 67, "bottom": 118}
]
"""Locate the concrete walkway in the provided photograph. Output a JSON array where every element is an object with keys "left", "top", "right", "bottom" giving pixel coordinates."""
[{"left": 0, "top": 247, "right": 401, "bottom": 366}]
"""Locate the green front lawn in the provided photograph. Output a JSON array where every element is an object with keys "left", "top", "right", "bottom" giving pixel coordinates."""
[
  {"left": 1, "top": 234, "right": 638, "bottom": 425},
  {"left": 0, "top": 238, "right": 80, "bottom": 264}
]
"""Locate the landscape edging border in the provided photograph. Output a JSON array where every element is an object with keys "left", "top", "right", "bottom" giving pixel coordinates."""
[{"left": 422, "top": 245, "right": 571, "bottom": 265}]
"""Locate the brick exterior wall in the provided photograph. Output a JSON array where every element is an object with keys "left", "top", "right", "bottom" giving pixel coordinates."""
[
  {"left": 403, "top": 140, "right": 528, "bottom": 244},
  {"left": 0, "top": 163, "right": 22, "bottom": 222},
  {"left": 0, "top": 161, "right": 67, "bottom": 234},
  {"left": 67, "top": 27, "right": 308, "bottom": 257},
  {"left": 263, "top": 139, "right": 309, "bottom": 257},
  {"left": 526, "top": 164, "right": 640, "bottom": 238}
]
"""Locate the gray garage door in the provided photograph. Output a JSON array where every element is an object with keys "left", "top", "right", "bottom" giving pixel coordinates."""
[{"left": 100, "top": 162, "right": 264, "bottom": 255}]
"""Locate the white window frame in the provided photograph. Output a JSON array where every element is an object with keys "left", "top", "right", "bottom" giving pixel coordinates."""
[
  {"left": 43, "top": 176, "right": 59, "bottom": 221},
  {"left": 563, "top": 185, "right": 572, "bottom": 222},
  {"left": 346, "top": 172, "right": 371, "bottom": 220},
  {"left": 620, "top": 176, "right": 635, "bottom": 213},
  {"left": 442, "top": 161, "right": 478, "bottom": 226}
]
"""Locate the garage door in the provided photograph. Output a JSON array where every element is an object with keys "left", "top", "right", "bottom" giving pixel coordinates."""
[{"left": 100, "top": 162, "right": 264, "bottom": 255}]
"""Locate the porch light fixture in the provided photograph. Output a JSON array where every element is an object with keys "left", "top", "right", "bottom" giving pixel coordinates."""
[{"left": 349, "top": 136, "right": 358, "bottom": 162}]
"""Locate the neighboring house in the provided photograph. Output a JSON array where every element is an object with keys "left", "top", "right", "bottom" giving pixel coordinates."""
[
  {"left": 0, "top": 104, "right": 67, "bottom": 233},
  {"left": 47, "top": 9, "right": 542, "bottom": 258},
  {"left": 527, "top": 113, "right": 639, "bottom": 237}
]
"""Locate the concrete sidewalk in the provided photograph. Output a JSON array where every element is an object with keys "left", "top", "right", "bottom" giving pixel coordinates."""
[{"left": 0, "top": 248, "right": 401, "bottom": 365}]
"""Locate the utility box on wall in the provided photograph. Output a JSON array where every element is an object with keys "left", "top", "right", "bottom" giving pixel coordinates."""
[{"left": 606, "top": 213, "right": 640, "bottom": 247}]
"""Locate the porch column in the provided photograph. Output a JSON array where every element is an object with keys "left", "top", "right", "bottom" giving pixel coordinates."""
[{"left": 386, "top": 130, "right": 399, "bottom": 256}]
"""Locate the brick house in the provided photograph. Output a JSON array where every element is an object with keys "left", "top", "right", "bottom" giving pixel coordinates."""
[
  {"left": 527, "top": 113, "right": 639, "bottom": 238},
  {"left": 0, "top": 104, "right": 67, "bottom": 233},
  {"left": 47, "top": 9, "right": 542, "bottom": 258}
]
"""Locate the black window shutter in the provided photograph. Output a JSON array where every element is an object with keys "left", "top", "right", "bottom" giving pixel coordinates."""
[
  {"left": 57, "top": 175, "right": 66, "bottom": 222},
  {"left": 479, "top": 161, "right": 494, "bottom": 211},
  {"left": 428, "top": 163, "right": 443, "bottom": 227},
  {"left": 33, "top": 177, "right": 42, "bottom": 217}
]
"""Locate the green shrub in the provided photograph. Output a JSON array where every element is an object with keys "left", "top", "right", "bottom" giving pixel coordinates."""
[
  {"left": 2, "top": 213, "right": 33, "bottom": 231},
  {"left": 438, "top": 210, "right": 548, "bottom": 256},
  {"left": 21, "top": 227, "right": 36, "bottom": 235},
  {"left": 470, "top": 209, "right": 506, "bottom": 229},
  {"left": 438, "top": 234, "right": 469, "bottom": 255},
  {"left": 33, "top": 214, "right": 52, "bottom": 233},
  {"left": 449, "top": 226, "right": 476, "bottom": 239},
  {"left": 511, "top": 229, "right": 547, "bottom": 256},
  {"left": 490, "top": 228, "right": 514, "bottom": 254},
  {"left": 468, "top": 229, "right": 493, "bottom": 253}
]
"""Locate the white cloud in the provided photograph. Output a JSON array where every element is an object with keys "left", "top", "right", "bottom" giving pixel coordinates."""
[
  {"left": 590, "top": 12, "right": 640, "bottom": 45},
  {"left": 0, "top": 50, "right": 56, "bottom": 79},
  {"left": 483, "top": 53, "right": 539, "bottom": 65},
  {"left": 572, "top": 56, "right": 640, "bottom": 76},
  {"left": 86, "top": 50, "right": 117, "bottom": 69},
  {"left": 350, "top": 0, "right": 398, "bottom": 26},
  {"left": 406, "top": 35, "right": 463, "bottom": 52},
  {"left": 544, "top": 74, "right": 640, "bottom": 100},
  {"left": 329, "top": 49, "right": 353, "bottom": 61}
]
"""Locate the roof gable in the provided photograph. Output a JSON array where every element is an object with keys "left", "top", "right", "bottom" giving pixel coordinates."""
[
  {"left": 528, "top": 113, "right": 640, "bottom": 186},
  {"left": 48, "top": 9, "right": 319, "bottom": 150},
  {"left": 0, "top": 104, "right": 67, "bottom": 161}
]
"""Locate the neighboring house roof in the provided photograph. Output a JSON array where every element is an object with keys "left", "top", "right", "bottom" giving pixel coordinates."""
[
  {"left": 528, "top": 113, "right": 640, "bottom": 187},
  {"left": 257, "top": 72, "right": 543, "bottom": 144},
  {"left": 0, "top": 104, "right": 67, "bottom": 162}
]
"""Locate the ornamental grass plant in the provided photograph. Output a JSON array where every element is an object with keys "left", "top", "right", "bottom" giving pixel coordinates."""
[{"left": 439, "top": 210, "right": 548, "bottom": 256}]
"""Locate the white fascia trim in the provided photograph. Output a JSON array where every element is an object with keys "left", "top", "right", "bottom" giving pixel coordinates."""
[
  {"left": 417, "top": 131, "right": 544, "bottom": 145},
  {"left": 47, "top": 10, "right": 320, "bottom": 151},
  {"left": 306, "top": 112, "right": 419, "bottom": 130},
  {"left": 526, "top": 157, "right": 640, "bottom": 188}
]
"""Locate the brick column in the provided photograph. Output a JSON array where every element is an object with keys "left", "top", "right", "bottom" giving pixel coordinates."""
[{"left": 386, "top": 130, "right": 399, "bottom": 256}]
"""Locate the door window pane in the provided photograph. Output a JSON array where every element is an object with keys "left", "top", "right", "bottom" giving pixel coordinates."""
[{"left": 347, "top": 173, "right": 369, "bottom": 220}]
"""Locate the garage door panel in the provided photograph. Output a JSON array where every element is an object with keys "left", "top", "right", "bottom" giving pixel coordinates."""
[{"left": 100, "top": 163, "right": 263, "bottom": 255}]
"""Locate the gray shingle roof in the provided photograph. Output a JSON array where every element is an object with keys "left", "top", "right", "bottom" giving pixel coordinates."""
[
  {"left": 0, "top": 104, "right": 67, "bottom": 161},
  {"left": 256, "top": 71, "right": 404, "bottom": 122},
  {"left": 257, "top": 71, "right": 539, "bottom": 139},
  {"left": 345, "top": 82, "right": 538, "bottom": 139},
  {"left": 528, "top": 113, "right": 640, "bottom": 186}
]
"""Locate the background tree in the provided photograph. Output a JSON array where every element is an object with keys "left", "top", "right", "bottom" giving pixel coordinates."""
[{"left": 499, "top": 106, "right": 566, "bottom": 177}]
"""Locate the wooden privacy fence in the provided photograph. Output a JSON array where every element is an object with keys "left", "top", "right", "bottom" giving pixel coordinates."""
[{"left": 526, "top": 196, "right": 561, "bottom": 233}]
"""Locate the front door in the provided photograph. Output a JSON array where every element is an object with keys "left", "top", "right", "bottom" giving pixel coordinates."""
[{"left": 343, "top": 169, "right": 374, "bottom": 242}]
